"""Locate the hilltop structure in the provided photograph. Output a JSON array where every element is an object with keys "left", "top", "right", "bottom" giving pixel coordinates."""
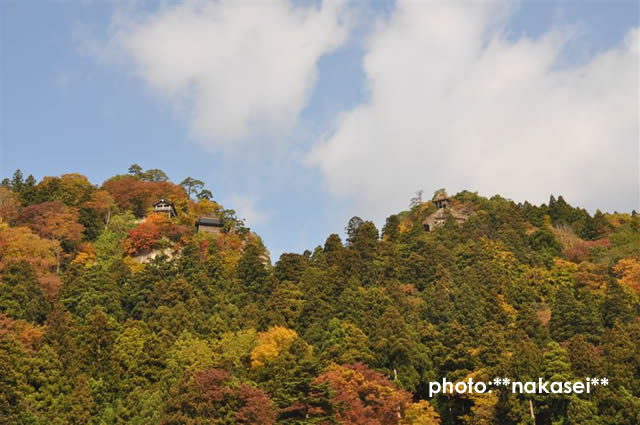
[
  {"left": 423, "top": 191, "right": 469, "bottom": 231},
  {"left": 152, "top": 198, "right": 177, "bottom": 218},
  {"left": 196, "top": 214, "right": 224, "bottom": 234}
]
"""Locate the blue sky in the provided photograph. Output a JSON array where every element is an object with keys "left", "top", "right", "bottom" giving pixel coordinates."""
[{"left": 1, "top": 0, "right": 638, "bottom": 260}]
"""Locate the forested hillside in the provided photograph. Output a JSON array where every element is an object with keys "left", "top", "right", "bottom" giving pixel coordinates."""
[{"left": 1, "top": 168, "right": 639, "bottom": 425}]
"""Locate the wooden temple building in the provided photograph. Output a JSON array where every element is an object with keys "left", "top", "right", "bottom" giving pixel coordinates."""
[
  {"left": 195, "top": 214, "right": 224, "bottom": 234},
  {"left": 152, "top": 199, "right": 177, "bottom": 218},
  {"left": 423, "top": 191, "right": 469, "bottom": 231}
]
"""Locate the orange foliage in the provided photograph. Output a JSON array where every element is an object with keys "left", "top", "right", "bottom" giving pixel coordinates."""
[
  {"left": 102, "top": 176, "right": 187, "bottom": 213},
  {"left": 16, "top": 201, "right": 84, "bottom": 243},
  {"left": 0, "top": 222, "right": 60, "bottom": 276},
  {"left": 83, "top": 190, "right": 115, "bottom": 223},
  {"left": 18, "top": 323, "right": 46, "bottom": 352},
  {"left": 0, "top": 314, "right": 46, "bottom": 352},
  {"left": 614, "top": 258, "right": 640, "bottom": 294}
]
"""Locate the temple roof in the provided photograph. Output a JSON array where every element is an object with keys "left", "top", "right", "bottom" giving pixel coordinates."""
[
  {"left": 433, "top": 191, "right": 449, "bottom": 202},
  {"left": 197, "top": 215, "right": 223, "bottom": 227}
]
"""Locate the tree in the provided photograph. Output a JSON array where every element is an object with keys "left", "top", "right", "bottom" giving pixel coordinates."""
[
  {"left": 601, "top": 280, "right": 635, "bottom": 327},
  {"left": 29, "top": 174, "right": 95, "bottom": 207},
  {"left": 345, "top": 216, "right": 364, "bottom": 246},
  {"left": 410, "top": 190, "right": 423, "bottom": 208},
  {"left": 314, "top": 363, "right": 411, "bottom": 424},
  {"left": 197, "top": 189, "right": 213, "bottom": 200},
  {"left": 0, "top": 187, "right": 20, "bottom": 223},
  {"left": 61, "top": 374, "right": 94, "bottom": 424},
  {"left": 102, "top": 176, "right": 186, "bottom": 218},
  {"left": 162, "top": 368, "right": 276, "bottom": 424},
  {"left": 83, "top": 190, "right": 116, "bottom": 226},
  {"left": 236, "top": 242, "right": 269, "bottom": 298},
  {"left": 0, "top": 261, "right": 50, "bottom": 323},
  {"left": 11, "top": 169, "right": 24, "bottom": 192},
  {"left": 180, "top": 177, "right": 205, "bottom": 199},
  {"left": 383, "top": 214, "right": 401, "bottom": 241},
  {"left": 250, "top": 326, "right": 298, "bottom": 369},
  {"left": 319, "top": 318, "right": 376, "bottom": 365},
  {"left": 402, "top": 400, "right": 441, "bottom": 424},
  {"left": 124, "top": 221, "right": 161, "bottom": 256},
  {"left": 567, "top": 396, "right": 603, "bottom": 425},
  {"left": 143, "top": 168, "right": 169, "bottom": 182},
  {"left": 16, "top": 201, "right": 84, "bottom": 245},
  {"left": 0, "top": 222, "right": 60, "bottom": 288},
  {"left": 128, "top": 164, "right": 143, "bottom": 177},
  {"left": 613, "top": 258, "right": 640, "bottom": 294}
]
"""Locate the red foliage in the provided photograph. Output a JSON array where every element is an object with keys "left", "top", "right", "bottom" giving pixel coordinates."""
[
  {"left": 561, "top": 237, "right": 610, "bottom": 263},
  {"left": 38, "top": 274, "right": 62, "bottom": 300},
  {"left": 163, "top": 368, "right": 276, "bottom": 425},
  {"left": 199, "top": 240, "right": 210, "bottom": 260},
  {"left": 314, "top": 363, "right": 411, "bottom": 425},
  {"left": 102, "top": 176, "right": 186, "bottom": 214},
  {"left": 16, "top": 201, "right": 84, "bottom": 243},
  {"left": 235, "top": 384, "right": 277, "bottom": 424},
  {"left": 124, "top": 221, "right": 161, "bottom": 255}
]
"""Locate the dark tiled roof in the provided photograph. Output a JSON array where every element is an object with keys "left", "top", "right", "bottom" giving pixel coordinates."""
[{"left": 197, "top": 216, "right": 223, "bottom": 226}]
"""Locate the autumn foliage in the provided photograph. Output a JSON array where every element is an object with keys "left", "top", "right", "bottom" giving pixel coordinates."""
[
  {"left": 1, "top": 170, "right": 639, "bottom": 425},
  {"left": 15, "top": 201, "right": 84, "bottom": 244},
  {"left": 103, "top": 176, "right": 187, "bottom": 217},
  {"left": 314, "top": 363, "right": 412, "bottom": 425},
  {"left": 163, "top": 368, "right": 276, "bottom": 424}
]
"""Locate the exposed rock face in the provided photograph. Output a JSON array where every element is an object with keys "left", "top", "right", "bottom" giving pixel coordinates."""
[{"left": 132, "top": 248, "right": 175, "bottom": 263}]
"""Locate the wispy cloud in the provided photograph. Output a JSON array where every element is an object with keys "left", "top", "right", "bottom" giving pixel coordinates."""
[
  {"left": 105, "top": 0, "right": 350, "bottom": 148},
  {"left": 225, "top": 193, "right": 270, "bottom": 227}
]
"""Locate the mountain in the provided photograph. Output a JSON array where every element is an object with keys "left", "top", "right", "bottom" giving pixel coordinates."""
[{"left": 1, "top": 167, "right": 639, "bottom": 424}]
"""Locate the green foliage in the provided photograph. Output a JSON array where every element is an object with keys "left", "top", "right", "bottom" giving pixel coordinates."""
[
  {"left": 1, "top": 171, "right": 639, "bottom": 424},
  {"left": 0, "top": 261, "right": 50, "bottom": 323}
]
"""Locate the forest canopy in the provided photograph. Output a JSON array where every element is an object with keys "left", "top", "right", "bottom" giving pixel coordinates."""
[{"left": 0, "top": 167, "right": 639, "bottom": 425}]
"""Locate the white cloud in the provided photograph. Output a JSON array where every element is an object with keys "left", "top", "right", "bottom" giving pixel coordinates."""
[
  {"left": 110, "top": 0, "right": 349, "bottom": 147},
  {"left": 225, "top": 193, "right": 269, "bottom": 227},
  {"left": 308, "top": 0, "right": 639, "bottom": 219}
]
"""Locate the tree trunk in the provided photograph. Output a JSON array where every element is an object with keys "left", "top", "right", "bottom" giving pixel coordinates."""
[{"left": 529, "top": 399, "right": 535, "bottom": 422}]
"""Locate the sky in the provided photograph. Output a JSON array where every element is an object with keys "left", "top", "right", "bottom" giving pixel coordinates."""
[{"left": 1, "top": 0, "right": 639, "bottom": 260}]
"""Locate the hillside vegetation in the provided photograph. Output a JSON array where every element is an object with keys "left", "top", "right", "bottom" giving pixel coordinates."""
[{"left": 0, "top": 168, "right": 639, "bottom": 425}]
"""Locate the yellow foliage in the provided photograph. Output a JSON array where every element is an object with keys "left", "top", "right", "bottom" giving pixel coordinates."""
[
  {"left": 250, "top": 326, "right": 298, "bottom": 368},
  {"left": 605, "top": 212, "right": 631, "bottom": 228},
  {"left": 496, "top": 294, "right": 517, "bottom": 320},
  {"left": 398, "top": 218, "right": 414, "bottom": 233},
  {"left": 614, "top": 258, "right": 640, "bottom": 294},
  {"left": 460, "top": 391, "right": 499, "bottom": 425},
  {"left": 72, "top": 251, "right": 96, "bottom": 267},
  {"left": 402, "top": 400, "right": 441, "bottom": 424},
  {"left": 552, "top": 258, "right": 578, "bottom": 273},
  {"left": 123, "top": 256, "right": 145, "bottom": 274},
  {"left": 167, "top": 333, "right": 217, "bottom": 374}
]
